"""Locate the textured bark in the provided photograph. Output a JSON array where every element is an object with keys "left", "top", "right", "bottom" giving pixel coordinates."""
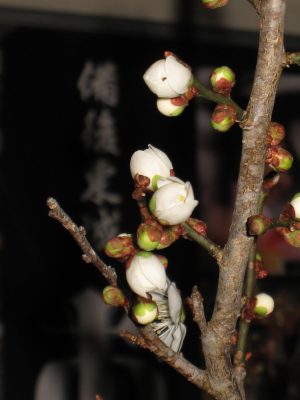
[{"left": 198, "top": 1, "right": 286, "bottom": 399}]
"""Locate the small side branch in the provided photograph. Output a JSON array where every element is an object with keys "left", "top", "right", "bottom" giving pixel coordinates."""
[
  {"left": 246, "top": 0, "right": 261, "bottom": 14},
  {"left": 182, "top": 222, "right": 223, "bottom": 263},
  {"left": 187, "top": 286, "right": 207, "bottom": 333},
  {"left": 47, "top": 197, "right": 118, "bottom": 287},
  {"left": 283, "top": 52, "right": 300, "bottom": 67}
]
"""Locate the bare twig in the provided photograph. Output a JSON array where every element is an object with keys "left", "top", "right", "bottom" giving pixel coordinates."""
[
  {"left": 246, "top": 0, "right": 261, "bottom": 14},
  {"left": 47, "top": 197, "right": 118, "bottom": 286},
  {"left": 187, "top": 286, "right": 207, "bottom": 333}
]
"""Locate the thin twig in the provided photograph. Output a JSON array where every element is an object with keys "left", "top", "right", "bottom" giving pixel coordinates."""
[
  {"left": 182, "top": 222, "right": 223, "bottom": 263},
  {"left": 47, "top": 197, "right": 118, "bottom": 286},
  {"left": 246, "top": 0, "right": 261, "bottom": 14}
]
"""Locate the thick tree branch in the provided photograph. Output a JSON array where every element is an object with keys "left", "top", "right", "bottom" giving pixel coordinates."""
[{"left": 199, "top": 1, "right": 286, "bottom": 398}]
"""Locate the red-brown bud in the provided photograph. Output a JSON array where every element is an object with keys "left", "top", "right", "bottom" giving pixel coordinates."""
[
  {"left": 267, "top": 122, "right": 285, "bottom": 146},
  {"left": 186, "top": 218, "right": 207, "bottom": 236},
  {"left": 276, "top": 227, "right": 300, "bottom": 248},
  {"left": 102, "top": 286, "right": 127, "bottom": 307},
  {"left": 211, "top": 104, "right": 236, "bottom": 132},
  {"left": 210, "top": 66, "right": 236, "bottom": 95},
  {"left": 247, "top": 214, "right": 272, "bottom": 236},
  {"left": 266, "top": 146, "right": 293, "bottom": 172},
  {"left": 137, "top": 222, "right": 163, "bottom": 251},
  {"left": 104, "top": 234, "right": 135, "bottom": 260}
]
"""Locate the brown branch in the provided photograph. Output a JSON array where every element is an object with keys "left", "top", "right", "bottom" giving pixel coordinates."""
[
  {"left": 47, "top": 197, "right": 213, "bottom": 395},
  {"left": 122, "top": 326, "right": 212, "bottom": 394},
  {"left": 47, "top": 197, "right": 118, "bottom": 287},
  {"left": 246, "top": 0, "right": 261, "bottom": 14},
  {"left": 187, "top": 286, "right": 207, "bottom": 333},
  {"left": 199, "top": 1, "right": 286, "bottom": 399}
]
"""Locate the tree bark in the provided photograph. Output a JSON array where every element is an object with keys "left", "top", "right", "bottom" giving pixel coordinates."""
[{"left": 199, "top": 1, "right": 286, "bottom": 398}]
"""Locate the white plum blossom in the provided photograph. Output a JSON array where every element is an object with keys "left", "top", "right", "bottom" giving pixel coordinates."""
[
  {"left": 254, "top": 293, "right": 275, "bottom": 317},
  {"left": 126, "top": 252, "right": 168, "bottom": 298},
  {"left": 290, "top": 193, "right": 300, "bottom": 220},
  {"left": 130, "top": 144, "right": 173, "bottom": 190},
  {"left": 143, "top": 54, "right": 192, "bottom": 98},
  {"left": 149, "top": 179, "right": 198, "bottom": 225},
  {"left": 150, "top": 282, "right": 186, "bottom": 352},
  {"left": 156, "top": 98, "right": 186, "bottom": 117}
]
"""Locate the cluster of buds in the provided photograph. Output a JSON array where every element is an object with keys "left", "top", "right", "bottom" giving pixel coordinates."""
[
  {"left": 265, "top": 122, "right": 293, "bottom": 173},
  {"left": 143, "top": 52, "right": 196, "bottom": 117},
  {"left": 131, "top": 145, "right": 199, "bottom": 226},
  {"left": 209, "top": 65, "right": 237, "bottom": 133},
  {"left": 202, "top": 0, "right": 229, "bottom": 9}
]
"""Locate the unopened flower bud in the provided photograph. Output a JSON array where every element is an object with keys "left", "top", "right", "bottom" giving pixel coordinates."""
[
  {"left": 267, "top": 122, "right": 285, "bottom": 146},
  {"left": 143, "top": 53, "right": 192, "bottom": 98},
  {"left": 130, "top": 144, "right": 173, "bottom": 191},
  {"left": 254, "top": 293, "right": 274, "bottom": 317},
  {"left": 210, "top": 66, "right": 236, "bottom": 95},
  {"left": 132, "top": 300, "right": 158, "bottom": 325},
  {"left": 202, "top": 0, "right": 229, "bottom": 9},
  {"left": 266, "top": 146, "right": 293, "bottom": 172},
  {"left": 290, "top": 193, "right": 300, "bottom": 221},
  {"left": 126, "top": 251, "right": 168, "bottom": 298},
  {"left": 186, "top": 218, "right": 207, "bottom": 236},
  {"left": 277, "top": 227, "right": 300, "bottom": 248},
  {"left": 211, "top": 104, "right": 236, "bottom": 132},
  {"left": 156, "top": 98, "right": 186, "bottom": 117},
  {"left": 137, "top": 222, "right": 162, "bottom": 251},
  {"left": 247, "top": 214, "right": 271, "bottom": 236},
  {"left": 156, "top": 227, "right": 181, "bottom": 249},
  {"left": 149, "top": 179, "right": 198, "bottom": 225},
  {"left": 104, "top": 234, "right": 134, "bottom": 259},
  {"left": 102, "top": 286, "right": 127, "bottom": 307}
]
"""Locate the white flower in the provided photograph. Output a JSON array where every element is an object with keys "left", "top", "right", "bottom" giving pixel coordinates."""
[
  {"left": 149, "top": 179, "right": 198, "bottom": 225},
  {"left": 143, "top": 55, "right": 192, "bottom": 98},
  {"left": 130, "top": 144, "right": 173, "bottom": 191},
  {"left": 126, "top": 251, "right": 168, "bottom": 298},
  {"left": 254, "top": 293, "right": 274, "bottom": 317},
  {"left": 156, "top": 98, "right": 186, "bottom": 117},
  {"left": 290, "top": 193, "right": 300, "bottom": 220}
]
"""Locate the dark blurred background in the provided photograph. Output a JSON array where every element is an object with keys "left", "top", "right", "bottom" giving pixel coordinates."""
[{"left": 0, "top": 1, "right": 300, "bottom": 400}]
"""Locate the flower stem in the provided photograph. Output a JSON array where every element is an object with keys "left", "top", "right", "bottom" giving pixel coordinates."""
[
  {"left": 193, "top": 78, "right": 245, "bottom": 121},
  {"left": 182, "top": 222, "right": 222, "bottom": 263}
]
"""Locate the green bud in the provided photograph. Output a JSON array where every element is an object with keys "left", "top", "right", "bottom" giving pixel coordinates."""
[
  {"left": 210, "top": 66, "right": 236, "bottom": 95},
  {"left": 102, "top": 286, "right": 127, "bottom": 307},
  {"left": 211, "top": 104, "right": 236, "bottom": 132},
  {"left": 132, "top": 300, "right": 158, "bottom": 325}
]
